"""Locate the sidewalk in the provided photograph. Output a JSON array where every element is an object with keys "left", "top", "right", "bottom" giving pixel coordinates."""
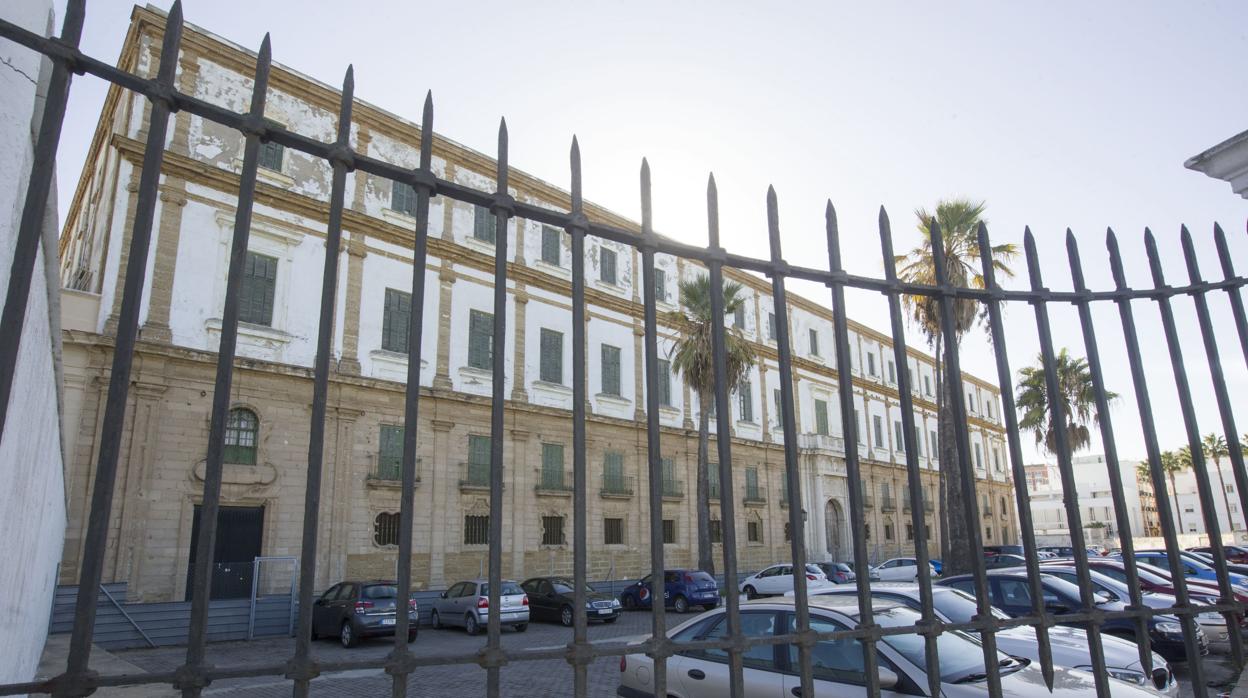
[{"left": 36, "top": 635, "right": 177, "bottom": 697}]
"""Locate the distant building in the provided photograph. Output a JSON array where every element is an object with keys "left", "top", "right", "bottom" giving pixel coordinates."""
[
  {"left": 1165, "top": 461, "right": 1248, "bottom": 544},
  {"left": 1026, "top": 455, "right": 1152, "bottom": 546}
]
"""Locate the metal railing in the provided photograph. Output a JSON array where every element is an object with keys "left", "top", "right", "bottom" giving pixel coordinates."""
[
  {"left": 369, "top": 457, "right": 422, "bottom": 484},
  {"left": 661, "top": 478, "right": 684, "bottom": 498},
  {"left": 743, "top": 485, "right": 766, "bottom": 504},
  {"left": 536, "top": 469, "right": 574, "bottom": 493},
  {"left": 600, "top": 472, "right": 634, "bottom": 497},
  {"left": 1, "top": 4, "right": 1246, "bottom": 698},
  {"left": 460, "top": 461, "right": 491, "bottom": 489}
]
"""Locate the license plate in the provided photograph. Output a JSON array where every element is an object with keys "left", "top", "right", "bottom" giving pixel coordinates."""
[
  {"left": 597, "top": 609, "right": 613, "bottom": 615},
  {"left": 381, "top": 618, "right": 396, "bottom": 626}
]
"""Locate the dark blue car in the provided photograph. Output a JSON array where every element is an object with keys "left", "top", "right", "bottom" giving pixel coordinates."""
[{"left": 619, "top": 570, "right": 718, "bottom": 613}]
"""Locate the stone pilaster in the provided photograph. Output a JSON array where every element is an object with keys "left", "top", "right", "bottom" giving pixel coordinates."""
[
  {"left": 325, "top": 406, "right": 361, "bottom": 587},
  {"left": 429, "top": 418, "right": 456, "bottom": 587},
  {"left": 338, "top": 234, "right": 367, "bottom": 375},
  {"left": 116, "top": 379, "right": 167, "bottom": 601},
  {"left": 432, "top": 264, "right": 455, "bottom": 390},
  {"left": 633, "top": 323, "right": 646, "bottom": 421},
  {"left": 510, "top": 289, "right": 528, "bottom": 402},
  {"left": 509, "top": 429, "right": 530, "bottom": 580},
  {"left": 351, "top": 126, "right": 371, "bottom": 212},
  {"left": 759, "top": 363, "right": 772, "bottom": 443},
  {"left": 103, "top": 169, "right": 143, "bottom": 335}
]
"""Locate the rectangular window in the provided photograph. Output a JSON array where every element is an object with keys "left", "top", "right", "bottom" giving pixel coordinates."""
[
  {"left": 473, "top": 204, "right": 495, "bottom": 243},
  {"left": 391, "top": 179, "right": 416, "bottom": 216},
  {"left": 464, "top": 515, "right": 489, "bottom": 545},
  {"left": 662, "top": 519, "right": 676, "bottom": 544},
  {"left": 906, "top": 523, "right": 914, "bottom": 541},
  {"left": 894, "top": 420, "right": 903, "bottom": 451},
  {"left": 747, "top": 521, "right": 762, "bottom": 543},
  {"left": 915, "top": 426, "right": 924, "bottom": 456},
  {"left": 467, "top": 434, "right": 491, "bottom": 486},
  {"left": 654, "top": 267, "right": 667, "bottom": 302},
  {"left": 541, "top": 443, "right": 565, "bottom": 489},
  {"left": 540, "top": 225, "right": 561, "bottom": 265},
  {"left": 661, "top": 458, "right": 678, "bottom": 496},
  {"left": 814, "top": 399, "right": 830, "bottom": 436},
  {"left": 604, "top": 517, "right": 624, "bottom": 545},
  {"left": 993, "top": 449, "right": 1003, "bottom": 472},
  {"left": 767, "top": 312, "right": 777, "bottom": 340},
  {"left": 887, "top": 360, "right": 896, "bottom": 384},
  {"left": 738, "top": 380, "right": 753, "bottom": 422},
  {"left": 867, "top": 353, "right": 877, "bottom": 376},
  {"left": 710, "top": 519, "right": 722, "bottom": 544},
  {"left": 467, "top": 310, "right": 494, "bottom": 370},
  {"left": 773, "top": 389, "right": 784, "bottom": 429},
  {"left": 708, "top": 464, "right": 721, "bottom": 500},
  {"left": 809, "top": 328, "right": 820, "bottom": 356},
  {"left": 884, "top": 523, "right": 894, "bottom": 541},
  {"left": 601, "top": 344, "right": 621, "bottom": 396},
  {"left": 603, "top": 452, "right": 625, "bottom": 493},
  {"left": 239, "top": 251, "right": 277, "bottom": 326},
  {"left": 974, "top": 443, "right": 983, "bottom": 470},
  {"left": 658, "top": 358, "right": 673, "bottom": 407},
  {"left": 258, "top": 138, "right": 284, "bottom": 171},
  {"left": 540, "top": 328, "right": 563, "bottom": 384},
  {"left": 542, "top": 515, "right": 565, "bottom": 545},
  {"left": 873, "top": 415, "right": 883, "bottom": 447},
  {"left": 929, "top": 430, "right": 938, "bottom": 456},
  {"left": 745, "top": 467, "right": 760, "bottom": 500},
  {"left": 600, "top": 246, "right": 617, "bottom": 285},
  {"left": 733, "top": 305, "right": 746, "bottom": 329},
  {"left": 378, "top": 425, "right": 404, "bottom": 480},
  {"left": 924, "top": 375, "right": 932, "bottom": 395},
  {"left": 381, "top": 288, "right": 411, "bottom": 353}
]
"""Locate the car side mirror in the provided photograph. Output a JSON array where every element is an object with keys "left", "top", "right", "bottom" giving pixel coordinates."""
[
  {"left": 440, "top": 591, "right": 447, "bottom": 599},
  {"left": 314, "top": 599, "right": 325, "bottom": 606},
  {"left": 877, "top": 666, "right": 900, "bottom": 690}
]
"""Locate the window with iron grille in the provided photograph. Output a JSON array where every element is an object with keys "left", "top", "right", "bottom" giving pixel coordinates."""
[
  {"left": 747, "top": 520, "right": 761, "bottom": 543},
  {"left": 600, "top": 343, "right": 621, "bottom": 396},
  {"left": 467, "top": 434, "right": 490, "bottom": 486},
  {"left": 473, "top": 204, "right": 495, "bottom": 243},
  {"left": 738, "top": 380, "right": 753, "bottom": 422},
  {"left": 814, "top": 399, "right": 829, "bottom": 436},
  {"left": 773, "top": 389, "right": 784, "bottom": 429},
  {"left": 985, "top": 526, "right": 993, "bottom": 540},
  {"left": 381, "top": 288, "right": 411, "bottom": 353},
  {"left": 733, "top": 304, "right": 745, "bottom": 329},
  {"left": 599, "top": 246, "right": 616, "bottom": 284},
  {"left": 377, "top": 425, "right": 403, "bottom": 480},
  {"left": 1000, "top": 496, "right": 1007, "bottom": 514},
  {"left": 657, "top": 358, "right": 672, "bottom": 406},
  {"left": 710, "top": 519, "right": 722, "bottom": 543},
  {"left": 390, "top": 179, "right": 416, "bottom": 216},
  {"left": 373, "top": 512, "right": 400, "bottom": 547},
  {"left": 662, "top": 519, "right": 676, "bottom": 544},
  {"left": 540, "top": 329, "right": 563, "bottom": 384},
  {"left": 542, "top": 515, "right": 565, "bottom": 545},
  {"left": 809, "top": 328, "right": 819, "bottom": 356},
  {"left": 885, "top": 523, "right": 894, "bottom": 541},
  {"left": 540, "top": 225, "right": 560, "bottom": 265},
  {"left": 258, "top": 137, "right": 283, "bottom": 172},
  {"left": 654, "top": 267, "right": 667, "bottom": 302},
  {"left": 464, "top": 515, "right": 489, "bottom": 545},
  {"left": 864, "top": 524, "right": 872, "bottom": 541},
  {"left": 603, "top": 517, "right": 624, "bottom": 545},
  {"left": 224, "top": 408, "right": 258, "bottom": 465},
  {"left": 906, "top": 523, "right": 914, "bottom": 541},
  {"left": 784, "top": 522, "right": 791, "bottom": 542},
  {"left": 541, "top": 443, "right": 565, "bottom": 489},
  {"left": 767, "top": 311, "right": 776, "bottom": 340},
  {"left": 239, "top": 251, "right": 277, "bottom": 326},
  {"left": 467, "top": 309, "right": 493, "bottom": 369}
]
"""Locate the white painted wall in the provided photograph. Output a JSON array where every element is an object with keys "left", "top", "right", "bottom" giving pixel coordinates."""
[{"left": 0, "top": 0, "right": 66, "bottom": 687}]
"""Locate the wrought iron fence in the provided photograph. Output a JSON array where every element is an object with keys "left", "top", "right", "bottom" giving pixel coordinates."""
[{"left": 1, "top": 2, "right": 1247, "bottom": 697}]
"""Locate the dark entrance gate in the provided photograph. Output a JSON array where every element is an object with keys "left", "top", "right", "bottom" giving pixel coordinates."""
[
  {"left": 1, "top": 3, "right": 1248, "bottom": 698},
  {"left": 185, "top": 505, "right": 264, "bottom": 601}
]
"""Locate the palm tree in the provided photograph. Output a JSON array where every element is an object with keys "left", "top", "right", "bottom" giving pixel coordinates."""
[
  {"left": 667, "top": 274, "right": 756, "bottom": 575},
  {"left": 895, "top": 199, "right": 1016, "bottom": 575},
  {"left": 1203, "top": 433, "right": 1235, "bottom": 532},
  {"left": 1162, "top": 449, "right": 1189, "bottom": 533},
  {"left": 1015, "top": 349, "right": 1114, "bottom": 455}
]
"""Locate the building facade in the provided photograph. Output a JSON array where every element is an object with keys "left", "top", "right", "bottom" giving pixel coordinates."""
[
  {"left": 1026, "top": 454, "right": 1163, "bottom": 547},
  {"left": 56, "top": 7, "right": 1015, "bottom": 602}
]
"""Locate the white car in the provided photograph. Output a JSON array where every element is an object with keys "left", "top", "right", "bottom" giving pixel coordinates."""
[
  {"left": 616, "top": 596, "right": 1162, "bottom": 698},
  {"left": 739, "top": 564, "right": 830, "bottom": 599},
  {"left": 805, "top": 583, "right": 1177, "bottom": 695},
  {"left": 874, "top": 557, "right": 938, "bottom": 581}
]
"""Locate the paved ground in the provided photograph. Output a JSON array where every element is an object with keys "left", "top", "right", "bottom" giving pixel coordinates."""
[{"left": 50, "top": 611, "right": 1246, "bottom": 697}]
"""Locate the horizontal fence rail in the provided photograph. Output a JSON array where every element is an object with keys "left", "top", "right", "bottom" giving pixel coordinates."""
[{"left": 1, "top": 2, "right": 1247, "bottom": 697}]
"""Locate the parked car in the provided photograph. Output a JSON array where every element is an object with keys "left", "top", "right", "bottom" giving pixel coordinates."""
[
  {"left": 311, "top": 580, "right": 418, "bottom": 648},
  {"left": 983, "top": 545, "right": 1025, "bottom": 557},
  {"left": 874, "top": 557, "right": 938, "bottom": 581},
  {"left": 938, "top": 570, "right": 1205, "bottom": 661},
  {"left": 930, "top": 559, "right": 943, "bottom": 575},
  {"left": 805, "top": 583, "right": 1176, "bottom": 694},
  {"left": 985, "top": 554, "right": 1027, "bottom": 569},
  {"left": 520, "top": 576, "right": 620, "bottom": 626},
  {"left": 430, "top": 579, "right": 529, "bottom": 635},
  {"left": 1130, "top": 550, "right": 1248, "bottom": 590},
  {"left": 1184, "top": 550, "right": 1248, "bottom": 577},
  {"left": 616, "top": 596, "right": 1163, "bottom": 697},
  {"left": 619, "top": 569, "right": 719, "bottom": 613},
  {"left": 813, "top": 561, "right": 856, "bottom": 584},
  {"left": 1040, "top": 546, "right": 1077, "bottom": 558},
  {"left": 740, "top": 563, "right": 829, "bottom": 599},
  {"left": 1190, "top": 545, "right": 1248, "bottom": 565}
]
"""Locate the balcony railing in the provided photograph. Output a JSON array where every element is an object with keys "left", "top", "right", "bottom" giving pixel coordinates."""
[
  {"left": 459, "top": 461, "right": 500, "bottom": 490},
  {"left": 709, "top": 482, "right": 722, "bottom": 500},
  {"left": 861, "top": 494, "right": 875, "bottom": 509},
  {"left": 744, "top": 485, "right": 766, "bottom": 505},
  {"left": 662, "top": 478, "right": 684, "bottom": 498},
  {"left": 982, "top": 505, "right": 994, "bottom": 518},
  {"left": 881, "top": 496, "right": 896, "bottom": 512},
  {"left": 924, "top": 500, "right": 934, "bottom": 513},
  {"left": 600, "top": 472, "right": 634, "bottom": 497},
  {"left": 536, "top": 468, "right": 573, "bottom": 494},
  {"left": 368, "top": 457, "right": 421, "bottom": 485}
]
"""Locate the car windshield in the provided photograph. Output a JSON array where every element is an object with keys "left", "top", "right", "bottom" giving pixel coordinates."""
[
  {"left": 935, "top": 589, "right": 1012, "bottom": 623},
  {"left": 482, "top": 582, "right": 524, "bottom": 596},
  {"left": 363, "top": 585, "right": 398, "bottom": 599},
  {"left": 550, "top": 579, "right": 595, "bottom": 595},
  {"left": 869, "top": 606, "right": 1011, "bottom": 682}
]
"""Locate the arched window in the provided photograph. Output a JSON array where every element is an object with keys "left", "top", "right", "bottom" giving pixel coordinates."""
[
  {"left": 374, "top": 512, "right": 400, "bottom": 547},
  {"left": 224, "top": 408, "right": 259, "bottom": 465}
]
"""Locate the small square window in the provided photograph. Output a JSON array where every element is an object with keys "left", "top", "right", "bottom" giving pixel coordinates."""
[
  {"left": 258, "top": 137, "right": 284, "bottom": 172},
  {"left": 464, "top": 515, "right": 489, "bottom": 545},
  {"left": 374, "top": 512, "right": 400, "bottom": 547},
  {"left": 542, "top": 515, "right": 566, "bottom": 546},
  {"left": 604, "top": 517, "right": 624, "bottom": 545}
]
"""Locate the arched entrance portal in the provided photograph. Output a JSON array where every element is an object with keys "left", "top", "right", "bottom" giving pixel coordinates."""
[{"left": 825, "top": 498, "right": 845, "bottom": 559}]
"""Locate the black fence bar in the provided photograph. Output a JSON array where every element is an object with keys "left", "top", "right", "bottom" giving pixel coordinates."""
[
  {"left": 57, "top": 6, "right": 182, "bottom": 697},
  {"left": 1213, "top": 225, "right": 1248, "bottom": 540},
  {"left": 0, "top": 0, "right": 82, "bottom": 439},
  {"left": 180, "top": 25, "right": 267, "bottom": 698},
  {"left": 568, "top": 137, "right": 590, "bottom": 696},
  {"left": 1023, "top": 231, "right": 1112, "bottom": 697},
  {"left": 1108, "top": 229, "right": 1209, "bottom": 696}
]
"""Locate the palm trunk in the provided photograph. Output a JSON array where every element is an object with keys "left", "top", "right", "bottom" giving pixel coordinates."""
[
  {"left": 1170, "top": 471, "right": 1185, "bottom": 534},
  {"left": 934, "top": 332, "right": 951, "bottom": 567},
  {"left": 939, "top": 370, "right": 973, "bottom": 576},
  {"left": 697, "top": 393, "right": 713, "bottom": 575}
]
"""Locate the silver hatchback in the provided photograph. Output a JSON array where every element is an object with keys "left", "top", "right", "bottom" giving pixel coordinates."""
[{"left": 430, "top": 579, "right": 530, "bottom": 635}]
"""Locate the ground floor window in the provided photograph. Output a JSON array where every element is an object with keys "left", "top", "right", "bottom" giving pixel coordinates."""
[
  {"left": 542, "top": 515, "right": 566, "bottom": 545},
  {"left": 747, "top": 521, "right": 762, "bottom": 543},
  {"left": 662, "top": 519, "right": 676, "bottom": 544},
  {"left": 374, "top": 512, "right": 400, "bottom": 546},
  {"left": 710, "top": 519, "right": 722, "bottom": 543},
  {"left": 465, "top": 515, "right": 489, "bottom": 545},
  {"left": 604, "top": 517, "right": 624, "bottom": 545}
]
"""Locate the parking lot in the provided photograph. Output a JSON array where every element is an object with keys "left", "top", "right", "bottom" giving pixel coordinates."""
[{"left": 96, "top": 606, "right": 1242, "bottom": 697}]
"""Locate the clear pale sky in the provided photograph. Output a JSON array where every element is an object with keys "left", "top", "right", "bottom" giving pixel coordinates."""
[{"left": 48, "top": 0, "right": 1248, "bottom": 468}]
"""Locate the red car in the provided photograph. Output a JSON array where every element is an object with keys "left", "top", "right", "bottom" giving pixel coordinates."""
[
  {"left": 1190, "top": 545, "right": 1248, "bottom": 565},
  {"left": 1046, "top": 558, "right": 1248, "bottom": 626}
]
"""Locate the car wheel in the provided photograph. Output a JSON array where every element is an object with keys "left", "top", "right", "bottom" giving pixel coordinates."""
[
  {"left": 673, "top": 595, "right": 689, "bottom": 614},
  {"left": 515, "top": 623, "right": 528, "bottom": 633},
  {"left": 465, "top": 613, "right": 480, "bottom": 636},
  {"left": 340, "top": 621, "right": 357, "bottom": 648},
  {"left": 744, "top": 585, "right": 758, "bottom": 600},
  {"left": 560, "top": 605, "right": 574, "bottom": 627},
  {"left": 431, "top": 609, "right": 442, "bottom": 629},
  {"left": 407, "top": 630, "right": 417, "bottom": 643},
  {"left": 622, "top": 594, "right": 636, "bottom": 610}
]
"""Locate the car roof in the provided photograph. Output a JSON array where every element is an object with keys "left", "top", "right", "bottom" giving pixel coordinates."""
[{"left": 737, "top": 596, "right": 901, "bottom": 614}]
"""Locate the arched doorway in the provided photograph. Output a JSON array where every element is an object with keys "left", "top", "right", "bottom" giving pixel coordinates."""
[{"left": 825, "top": 498, "right": 845, "bottom": 559}]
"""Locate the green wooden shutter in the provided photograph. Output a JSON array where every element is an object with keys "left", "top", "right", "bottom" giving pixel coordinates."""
[
  {"left": 468, "top": 310, "right": 493, "bottom": 369},
  {"left": 378, "top": 425, "right": 404, "bottom": 479},
  {"left": 603, "top": 452, "right": 624, "bottom": 492},
  {"left": 601, "top": 344, "right": 620, "bottom": 396},
  {"left": 814, "top": 400, "right": 829, "bottom": 436},
  {"left": 657, "top": 359, "right": 672, "bottom": 406},
  {"left": 773, "top": 389, "right": 783, "bottom": 429},
  {"left": 600, "top": 247, "right": 616, "bottom": 284},
  {"left": 809, "top": 328, "right": 819, "bottom": 356},
  {"left": 391, "top": 180, "right": 416, "bottom": 215},
  {"left": 542, "top": 443, "right": 564, "bottom": 488},
  {"left": 654, "top": 268, "right": 666, "bottom": 301},
  {"left": 240, "top": 252, "right": 277, "bottom": 326},
  {"left": 540, "top": 329, "right": 563, "bottom": 384},
  {"left": 541, "top": 225, "right": 560, "bottom": 265},
  {"left": 738, "top": 380, "right": 752, "bottom": 422},
  {"left": 473, "top": 204, "right": 495, "bottom": 243},
  {"left": 382, "top": 288, "right": 411, "bottom": 353},
  {"left": 468, "top": 434, "right": 490, "bottom": 485}
]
